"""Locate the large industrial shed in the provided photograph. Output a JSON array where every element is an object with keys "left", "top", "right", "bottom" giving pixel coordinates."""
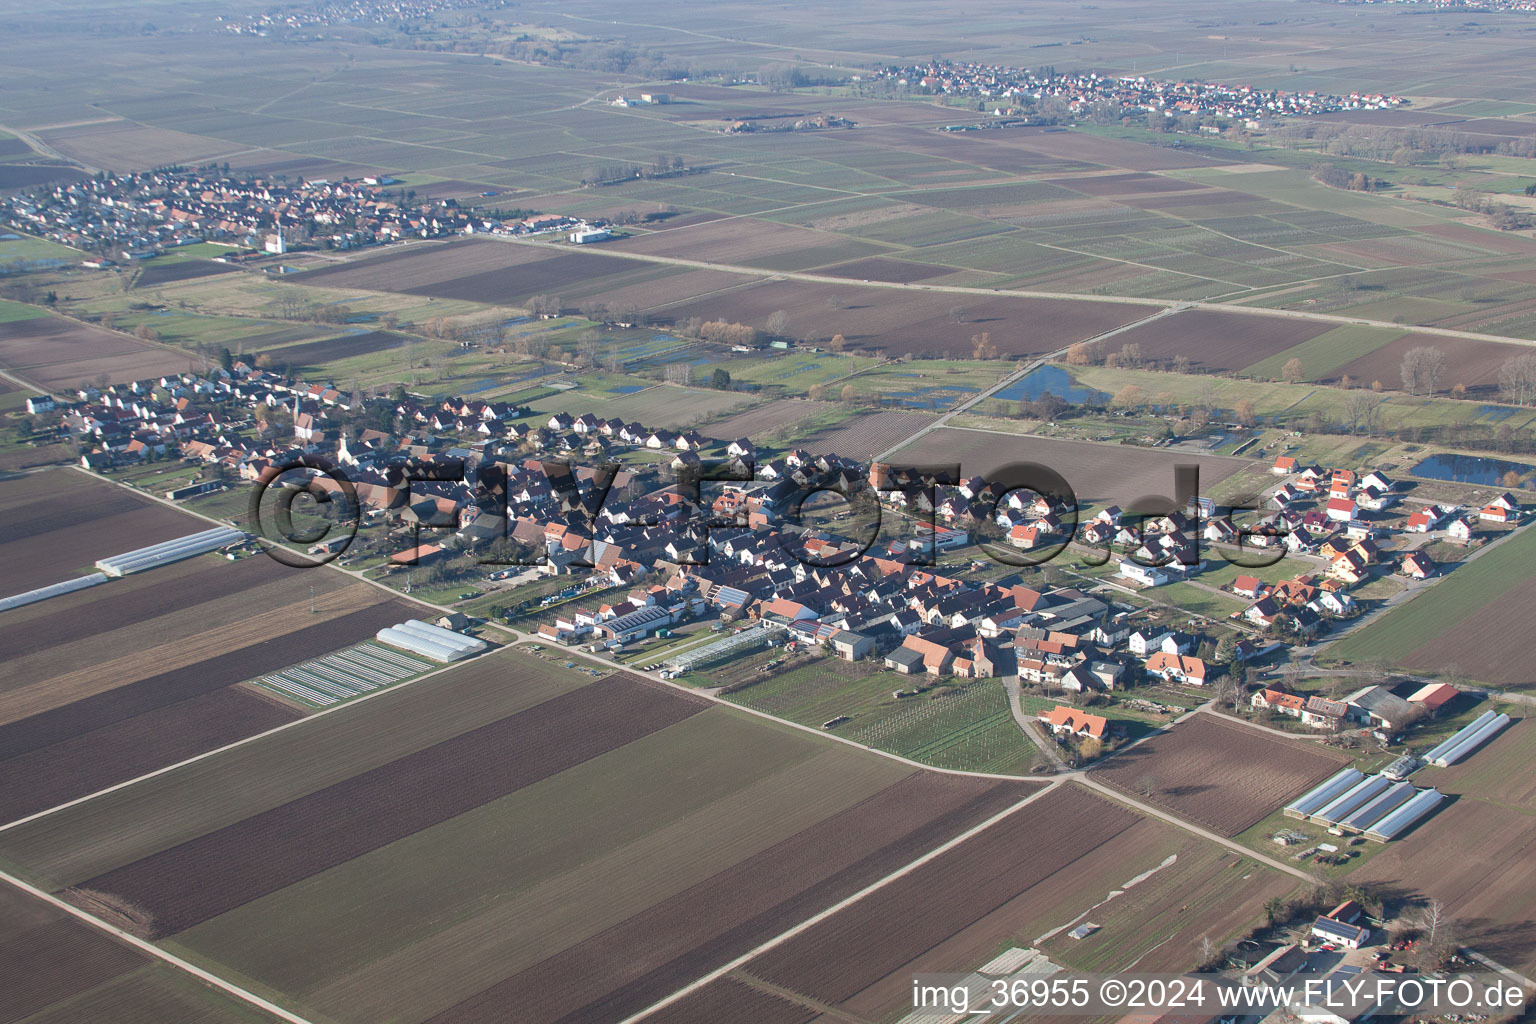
[
  {"left": 377, "top": 618, "right": 489, "bottom": 662},
  {"left": 94, "top": 526, "right": 247, "bottom": 576}
]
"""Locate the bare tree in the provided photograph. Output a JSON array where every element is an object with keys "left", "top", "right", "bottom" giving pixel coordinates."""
[
  {"left": 765, "top": 309, "right": 790, "bottom": 339},
  {"left": 1345, "top": 390, "right": 1384, "bottom": 436},
  {"left": 1282, "top": 357, "right": 1306, "bottom": 384},
  {"left": 1136, "top": 772, "right": 1160, "bottom": 798},
  {"left": 1419, "top": 897, "right": 1445, "bottom": 948},
  {"left": 1212, "top": 675, "right": 1244, "bottom": 711},
  {"left": 665, "top": 361, "right": 693, "bottom": 385},
  {"left": 1498, "top": 354, "right": 1536, "bottom": 407},
  {"left": 1401, "top": 346, "right": 1447, "bottom": 399}
]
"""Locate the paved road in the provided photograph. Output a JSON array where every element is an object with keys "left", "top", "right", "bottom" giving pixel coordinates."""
[
  {"left": 874, "top": 304, "right": 1185, "bottom": 463},
  {"left": 1003, "top": 675, "right": 1068, "bottom": 772},
  {"left": 489, "top": 234, "right": 1536, "bottom": 351}
]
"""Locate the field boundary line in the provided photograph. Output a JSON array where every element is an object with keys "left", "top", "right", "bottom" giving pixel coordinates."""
[
  {"left": 618, "top": 780, "right": 1065, "bottom": 1024},
  {"left": 0, "top": 641, "right": 529, "bottom": 834},
  {"left": 0, "top": 869, "right": 319, "bottom": 1024},
  {"left": 488, "top": 234, "right": 1536, "bottom": 349}
]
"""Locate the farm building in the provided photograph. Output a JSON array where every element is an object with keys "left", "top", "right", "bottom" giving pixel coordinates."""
[
  {"left": 1407, "top": 682, "right": 1458, "bottom": 714},
  {"left": 0, "top": 571, "right": 110, "bottom": 613},
  {"left": 1363, "top": 787, "right": 1444, "bottom": 842},
  {"left": 94, "top": 526, "right": 247, "bottom": 576},
  {"left": 1422, "top": 709, "right": 1512, "bottom": 767},
  {"left": 1286, "top": 768, "right": 1364, "bottom": 819},
  {"left": 1289, "top": 768, "right": 1444, "bottom": 841},
  {"left": 376, "top": 619, "right": 488, "bottom": 662}
]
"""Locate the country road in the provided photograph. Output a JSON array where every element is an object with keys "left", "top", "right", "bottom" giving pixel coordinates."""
[{"left": 488, "top": 233, "right": 1536, "bottom": 351}]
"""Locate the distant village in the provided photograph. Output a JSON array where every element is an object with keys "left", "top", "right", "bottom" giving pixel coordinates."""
[
  {"left": 0, "top": 170, "right": 598, "bottom": 263},
  {"left": 28, "top": 347, "right": 1520, "bottom": 763},
  {"left": 218, "top": 0, "right": 510, "bottom": 35},
  {"left": 868, "top": 60, "right": 1406, "bottom": 124}
]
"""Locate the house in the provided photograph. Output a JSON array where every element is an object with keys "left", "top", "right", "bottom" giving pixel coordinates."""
[
  {"left": 1144, "top": 652, "right": 1206, "bottom": 685},
  {"left": 1118, "top": 561, "right": 1172, "bottom": 588},
  {"left": 1037, "top": 705, "right": 1108, "bottom": 741},
  {"left": 1479, "top": 503, "right": 1518, "bottom": 524},
  {"left": 1272, "top": 455, "right": 1298, "bottom": 476},
  {"left": 1232, "top": 574, "right": 1267, "bottom": 600},
  {"left": 1399, "top": 551, "right": 1434, "bottom": 580},
  {"left": 1447, "top": 518, "right": 1475, "bottom": 544},
  {"left": 1127, "top": 629, "right": 1173, "bottom": 658},
  {"left": 1405, "top": 507, "right": 1443, "bottom": 533},
  {"left": 1301, "top": 695, "right": 1348, "bottom": 729},
  {"left": 1252, "top": 687, "right": 1306, "bottom": 718},
  {"left": 1310, "top": 915, "right": 1370, "bottom": 950},
  {"left": 1326, "top": 496, "right": 1357, "bottom": 523}
]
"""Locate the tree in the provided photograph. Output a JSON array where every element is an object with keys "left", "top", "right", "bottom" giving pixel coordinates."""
[
  {"left": 1112, "top": 384, "right": 1144, "bottom": 411},
  {"left": 827, "top": 333, "right": 846, "bottom": 352},
  {"left": 1065, "top": 342, "right": 1091, "bottom": 366},
  {"left": 765, "top": 309, "right": 790, "bottom": 339},
  {"left": 1212, "top": 674, "right": 1244, "bottom": 711},
  {"left": 1342, "top": 390, "right": 1381, "bottom": 436},
  {"left": 132, "top": 323, "right": 158, "bottom": 342},
  {"left": 1118, "top": 342, "right": 1142, "bottom": 368},
  {"left": 1264, "top": 895, "right": 1286, "bottom": 928},
  {"left": 1498, "top": 354, "right": 1536, "bottom": 407},
  {"left": 840, "top": 384, "right": 857, "bottom": 405},
  {"left": 971, "top": 331, "right": 999, "bottom": 360},
  {"left": 710, "top": 368, "right": 732, "bottom": 390},
  {"left": 808, "top": 383, "right": 827, "bottom": 402},
  {"left": 1234, "top": 398, "right": 1257, "bottom": 427},
  {"left": 1136, "top": 772, "right": 1160, "bottom": 798},
  {"left": 1282, "top": 357, "right": 1306, "bottom": 384},
  {"left": 1401, "top": 345, "right": 1447, "bottom": 399}
]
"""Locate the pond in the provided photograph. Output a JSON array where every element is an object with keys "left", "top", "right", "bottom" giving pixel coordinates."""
[
  {"left": 1410, "top": 453, "right": 1534, "bottom": 486},
  {"left": 992, "top": 365, "right": 1109, "bottom": 405}
]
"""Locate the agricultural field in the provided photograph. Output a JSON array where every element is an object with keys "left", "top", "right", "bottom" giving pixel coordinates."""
[
  {"left": 0, "top": 654, "right": 1036, "bottom": 1024},
  {"left": 0, "top": 528, "right": 416, "bottom": 823},
  {"left": 702, "top": 398, "right": 836, "bottom": 443},
  {"left": 0, "top": 469, "right": 208, "bottom": 594},
  {"left": 889, "top": 427, "right": 1249, "bottom": 511},
  {"left": 803, "top": 409, "right": 937, "bottom": 462},
  {"left": 1351, "top": 721, "right": 1536, "bottom": 973},
  {"left": 1092, "top": 310, "right": 1334, "bottom": 373},
  {"left": 1089, "top": 713, "right": 1351, "bottom": 836},
  {"left": 0, "top": 883, "right": 280, "bottom": 1024},
  {"left": 725, "top": 660, "right": 1038, "bottom": 775},
  {"left": 727, "top": 784, "right": 1296, "bottom": 1024},
  {"left": 1322, "top": 522, "right": 1536, "bottom": 686},
  {"left": 0, "top": 313, "right": 196, "bottom": 391}
]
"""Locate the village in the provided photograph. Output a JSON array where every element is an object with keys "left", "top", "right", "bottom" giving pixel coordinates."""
[
  {"left": 869, "top": 59, "right": 1406, "bottom": 123},
  {"left": 0, "top": 169, "right": 598, "bottom": 262},
  {"left": 26, "top": 339, "right": 1525, "bottom": 778}
]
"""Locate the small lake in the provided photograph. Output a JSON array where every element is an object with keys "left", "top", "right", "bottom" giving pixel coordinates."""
[
  {"left": 1410, "top": 453, "right": 1534, "bottom": 486},
  {"left": 993, "top": 365, "right": 1109, "bottom": 405}
]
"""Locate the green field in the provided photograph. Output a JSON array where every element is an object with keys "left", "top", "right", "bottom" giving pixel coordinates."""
[
  {"left": 725, "top": 659, "right": 1037, "bottom": 774},
  {"left": 1242, "top": 325, "right": 1405, "bottom": 382},
  {"left": 1321, "top": 523, "right": 1536, "bottom": 672}
]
